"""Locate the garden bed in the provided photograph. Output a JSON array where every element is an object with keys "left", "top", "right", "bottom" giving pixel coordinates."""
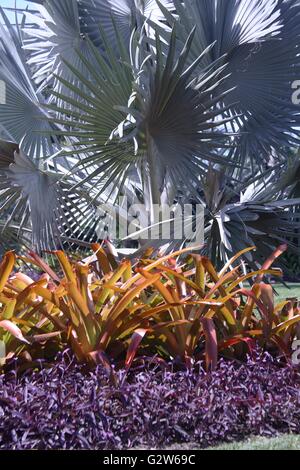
[{"left": 1, "top": 351, "right": 300, "bottom": 450}]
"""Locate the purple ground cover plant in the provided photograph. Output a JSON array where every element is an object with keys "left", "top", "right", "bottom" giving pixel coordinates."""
[{"left": 1, "top": 350, "right": 300, "bottom": 450}]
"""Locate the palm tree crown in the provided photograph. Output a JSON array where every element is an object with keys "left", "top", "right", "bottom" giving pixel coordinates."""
[{"left": 0, "top": 0, "right": 299, "bottom": 271}]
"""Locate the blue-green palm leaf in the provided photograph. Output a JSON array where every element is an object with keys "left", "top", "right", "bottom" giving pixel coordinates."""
[
  {"left": 0, "top": 139, "right": 102, "bottom": 252},
  {"left": 79, "top": 0, "right": 173, "bottom": 47},
  {"left": 0, "top": 7, "right": 58, "bottom": 159},
  {"left": 23, "top": 0, "right": 173, "bottom": 94},
  {"left": 115, "top": 27, "right": 238, "bottom": 200},
  {"left": 22, "top": 0, "right": 97, "bottom": 97},
  {"left": 202, "top": 165, "right": 300, "bottom": 270},
  {"left": 46, "top": 25, "right": 236, "bottom": 200},
  {"left": 156, "top": 0, "right": 300, "bottom": 165}
]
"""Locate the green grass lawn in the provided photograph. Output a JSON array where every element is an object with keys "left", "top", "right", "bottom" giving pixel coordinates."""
[
  {"left": 273, "top": 284, "right": 300, "bottom": 302},
  {"left": 210, "top": 435, "right": 300, "bottom": 450},
  {"left": 138, "top": 435, "right": 300, "bottom": 450}
]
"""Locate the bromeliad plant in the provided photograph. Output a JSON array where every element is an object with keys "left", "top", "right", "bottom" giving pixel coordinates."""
[
  {"left": 125, "top": 244, "right": 300, "bottom": 369},
  {"left": 0, "top": 244, "right": 216, "bottom": 367},
  {"left": 0, "top": 244, "right": 299, "bottom": 371}
]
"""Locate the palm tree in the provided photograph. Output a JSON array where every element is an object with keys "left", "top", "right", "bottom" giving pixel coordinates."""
[{"left": 0, "top": 0, "right": 299, "bottom": 268}]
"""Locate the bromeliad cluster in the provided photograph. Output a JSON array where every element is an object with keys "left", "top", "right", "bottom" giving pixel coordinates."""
[{"left": 0, "top": 244, "right": 299, "bottom": 371}]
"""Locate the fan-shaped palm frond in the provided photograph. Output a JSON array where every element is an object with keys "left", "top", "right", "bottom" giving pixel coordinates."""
[
  {"left": 22, "top": 0, "right": 98, "bottom": 97},
  {"left": 202, "top": 166, "right": 300, "bottom": 270},
  {"left": 23, "top": 0, "right": 173, "bottom": 95},
  {"left": 0, "top": 143, "right": 64, "bottom": 251},
  {"left": 79, "top": 0, "right": 173, "bottom": 47},
  {"left": 113, "top": 27, "right": 238, "bottom": 203},
  {"left": 156, "top": 0, "right": 300, "bottom": 165},
  {"left": 42, "top": 22, "right": 135, "bottom": 195},
  {"left": 47, "top": 24, "right": 236, "bottom": 203},
  {"left": 0, "top": 139, "right": 100, "bottom": 252},
  {"left": 0, "top": 7, "right": 58, "bottom": 159},
  {"left": 223, "top": 0, "right": 300, "bottom": 163},
  {"left": 159, "top": 0, "right": 281, "bottom": 58}
]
